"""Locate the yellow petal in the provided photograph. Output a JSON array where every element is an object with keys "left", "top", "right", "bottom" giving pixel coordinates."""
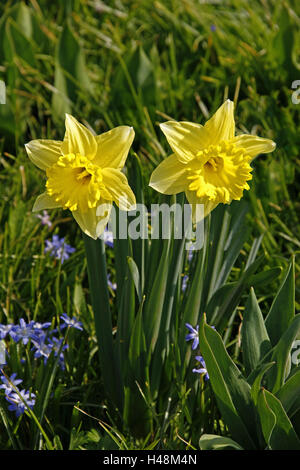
[
  {"left": 61, "top": 114, "right": 97, "bottom": 158},
  {"left": 73, "top": 203, "right": 112, "bottom": 239},
  {"left": 32, "top": 192, "right": 62, "bottom": 212},
  {"left": 149, "top": 153, "right": 188, "bottom": 194},
  {"left": 94, "top": 126, "right": 135, "bottom": 169},
  {"left": 232, "top": 134, "right": 276, "bottom": 160},
  {"left": 25, "top": 139, "right": 62, "bottom": 171},
  {"left": 101, "top": 168, "right": 136, "bottom": 211},
  {"left": 204, "top": 99, "right": 235, "bottom": 144},
  {"left": 160, "top": 121, "right": 210, "bottom": 164},
  {"left": 186, "top": 190, "right": 219, "bottom": 223}
]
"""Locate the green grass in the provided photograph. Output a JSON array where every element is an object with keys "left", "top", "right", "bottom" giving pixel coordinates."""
[{"left": 0, "top": 0, "right": 299, "bottom": 450}]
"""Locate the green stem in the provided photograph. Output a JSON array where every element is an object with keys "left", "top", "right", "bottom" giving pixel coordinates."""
[{"left": 83, "top": 233, "right": 122, "bottom": 409}]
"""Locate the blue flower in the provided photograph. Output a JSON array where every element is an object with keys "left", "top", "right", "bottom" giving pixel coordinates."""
[
  {"left": 45, "top": 235, "right": 75, "bottom": 263},
  {"left": 192, "top": 355, "right": 209, "bottom": 381},
  {"left": 33, "top": 321, "right": 52, "bottom": 339},
  {"left": 50, "top": 337, "right": 68, "bottom": 369},
  {"left": 5, "top": 389, "right": 36, "bottom": 418},
  {"left": 0, "top": 373, "right": 23, "bottom": 395},
  {"left": 0, "top": 324, "right": 13, "bottom": 340},
  {"left": 9, "top": 319, "right": 39, "bottom": 345},
  {"left": 102, "top": 226, "right": 114, "bottom": 248},
  {"left": 107, "top": 273, "right": 117, "bottom": 291},
  {"left": 185, "top": 323, "right": 199, "bottom": 350},
  {"left": 60, "top": 313, "right": 83, "bottom": 331},
  {"left": 182, "top": 275, "right": 188, "bottom": 292},
  {"left": 31, "top": 336, "right": 53, "bottom": 364},
  {"left": 36, "top": 210, "right": 52, "bottom": 228}
]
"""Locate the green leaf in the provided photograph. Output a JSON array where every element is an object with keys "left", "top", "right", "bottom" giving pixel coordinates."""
[
  {"left": 199, "top": 434, "right": 243, "bottom": 450},
  {"left": 123, "top": 298, "right": 152, "bottom": 436},
  {"left": 241, "top": 288, "right": 272, "bottom": 376},
  {"left": 265, "top": 257, "right": 295, "bottom": 346},
  {"left": 143, "top": 238, "right": 171, "bottom": 354},
  {"left": 52, "top": 21, "right": 92, "bottom": 119},
  {"left": 83, "top": 234, "right": 122, "bottom": 409},
  {"left": 267, "top": 314, "right": 300, "bottom": 393},
  {"left": 198, "top": 314, "right": 257, "bottom": 449},
  {"left": 276, "top": 369, "right": 300, "bottom": 418},
  {"left": 257, "top": 388, "right": 300, "bottom": 450},
  {"left": 207, "top": 255, "right": 265, "bottom": 330},
  {"left": 127, "top": 256, "right": 142, "bottom": 302},
  {"left": 251, "top": 362, "right": 275, "bottom": 406}
]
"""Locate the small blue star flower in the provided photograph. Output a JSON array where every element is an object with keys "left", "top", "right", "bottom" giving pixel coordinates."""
[
  {"left": 5, "top": 389, "right": 36, "bottom": 417},
  {"left": 0, "top": 324, "right": 13, "bottom": 340},
  {"left": 101, "top": 226, "right": 114, "bottom": 248},
  {"left": 31, "top": 336, "right": 53, "bottom": 364},
  {"left": 60, "top": 313, "right": 83, "bottom": 331},
  {"left": 0, "top": 373, "right": 23, "bottom": 395},
  {"left": 36, "top": 210, "right": 52, "bottom": 228},
  {"left": 107, "top": 273, "right": 117, "bottom": 291},
  {"left": 182, "top": 275, "right": 188, "bottom": 292},
  {"left": 193, "top": 355, "right": 209, "bottom": 381},
  {"left": 185, "top": 323, "right": 199, "bottom": 350},
  {"left": 45, "top": 235, "right": 75, "bottom": 264},
  {"left": 50, "top": 337, "right": 68, "bottom": 369},
  {"left": 9, "top": 319, "right": 39, "bottom": 345}
]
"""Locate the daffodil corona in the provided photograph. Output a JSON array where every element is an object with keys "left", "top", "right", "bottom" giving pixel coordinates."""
[
  {"left": 149, "top": 100, "right": 276, "bottom": 221},
  {"left": 26, "top": 115, "right": 136, "bottom": 239}
]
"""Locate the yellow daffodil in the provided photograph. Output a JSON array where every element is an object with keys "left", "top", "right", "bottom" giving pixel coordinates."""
[
  {"left": 26, "top": 114, "right": 136, "bottom": 239},
  {"left": 149, "top": 100, "right": 276, "bottom": 222}
]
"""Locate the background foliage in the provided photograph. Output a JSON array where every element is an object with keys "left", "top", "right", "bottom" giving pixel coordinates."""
[{"left": 0, "top": 0, "right": 299, "bottom": 450}]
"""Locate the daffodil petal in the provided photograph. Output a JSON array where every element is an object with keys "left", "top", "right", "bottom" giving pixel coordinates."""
[
  {"left": 160, "top": 121, "right": 210, "bottom": 163},
  {"left": 101, "top": 168, "right": 136, "bottom": 211},
  {"left": 186, "top": 190, "right": 219, "bottom": 223},
  {"left": 94, "top": 126, "right": 135, "bottom": 169},
  {"left": 149, "top": 153, "right": 188, "bottom": 194},
  {"left": 73, "top": 203, "right": 112, "bottom": 239},
  {"left": 232, "top": 134, "right": 276, "bottom": 160},
  {"left": 25, "top": 139, "right": 62, "bottom": 171},
  {"left": 204, "top": 99, "right": 235, "bottom": 144},
  {"left": 32, "top": 192, "right": 62, "bottom": 212},
  {"left": 61, "top": 114, "right": 97, "bottom": 158}
]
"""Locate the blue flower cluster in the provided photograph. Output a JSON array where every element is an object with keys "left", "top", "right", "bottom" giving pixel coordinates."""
[
  {"left": 185, "top": 322, "right": 214, "bottom": 381},
  {"left": 0, "top": 373, "right": 36, "bottom": 418},
  {"left": 44, "top": 235, "right": 75, "bottom": 264},
  {"left": 0, "top": 314, "right": 83, "bottom": 370},
  {"left": 0, "top": 314, "right": 83, "bottom": 417}
]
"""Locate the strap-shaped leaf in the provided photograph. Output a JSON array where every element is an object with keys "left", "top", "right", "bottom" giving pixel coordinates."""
[
  {"left": 127, "top": 256, "right": 142, "bottom": 302},
  {"left": 199, "top": 314, "right": 257, "bottom": 449},
  {"left": 257, "top": 388, "right": 300, "bottom": 450},
  {"left": 276, "top": 369, "right": 300, "bottom": 417},
  {"left": 241, "top": 288, "right": 272, "bottom": 376},
  {"left": 265, "top": 257, "right": 295, "bottom": 346},
  {"left": 83, "top": 234, "right": 122, "bottom": 409},
  {"left": 199, "top": 434, "right": 243, "bottom": 450},
  {"left": 267, "top": 314, "right": 300, "bottom": 393}
]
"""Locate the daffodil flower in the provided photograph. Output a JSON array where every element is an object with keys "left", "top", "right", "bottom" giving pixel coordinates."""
[
  {"left": 25, "top": 115, "right": 136, "bottom": 239},
  {"left": 149, "top": 100, "right": 276, "bottom": 222}
]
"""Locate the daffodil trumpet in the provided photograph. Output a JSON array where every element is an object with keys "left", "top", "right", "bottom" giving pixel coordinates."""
[
  {"left": 25, "top": 114, "right": 136, "bottom": 239},
  {"left": 149, "top": 100, "right": 276, "bottom": 222}
]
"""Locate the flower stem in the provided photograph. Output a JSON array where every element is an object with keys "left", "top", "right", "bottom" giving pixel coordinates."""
[{"left": 83, "top": 233, "right": 122, "bottom": 409}]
